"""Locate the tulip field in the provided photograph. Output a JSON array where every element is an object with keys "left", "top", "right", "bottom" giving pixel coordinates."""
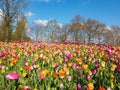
[{"left": 0, "top": 41, "right": 120, "bottom": 90}]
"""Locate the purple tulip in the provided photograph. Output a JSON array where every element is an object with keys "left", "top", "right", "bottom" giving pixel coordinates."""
[
  {"left": 78, "top": 72, "right": 82, "bottom": 77},
  {"left": 95, "top": 64, "right": 100, "bottom": 71}
]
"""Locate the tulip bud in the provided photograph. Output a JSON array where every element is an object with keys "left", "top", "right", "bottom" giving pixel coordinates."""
[
  {"left": 107, "top": 87, "right": 111, "bottom": 90},
  {"left": 77, "top": 83, "right": 81, "bottom": 90},
  {"left": 68, "top": 76, "right": 72, "bottom": 81},
  {"left": 78, "top": 72, "right": 82, "bottom": 77},
  {"left": 87, "top": 75, "right": 91, "bottom": 81},
  {"left": 55, "top": 62, "right": 59, "bottom": 68},
  {"left": 40, "top": 74, "right": 45, "bottom": 80},
  {"left": 60, "top": 83, "right": 64, "bottom": 89},
  {"left": 24, "top": 86, "right": 30, "bottom": 90},
  {"left": 66, "top": 53, "right": 71, "bottom": 59}
]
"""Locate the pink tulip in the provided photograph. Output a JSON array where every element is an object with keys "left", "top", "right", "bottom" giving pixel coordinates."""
[
  {"left": 73, "top": 63, "right": 77, "bottom": 69},
  {"left": 107, "top": 87, "right": 111, "bottom": 90},
  {"left": 32, "top": 61, "right": 35, "bottom": 65},
  {"left": 37, "top": 67, "right": 41, "bottom": 72},
  {"left": 77, "top": 83, "right": 81, "bottom": 90},
  {"left": 92, "top": 69, "right": 97, "bottom": 74},
  {"left": 0, "top": 65, "right": 5, "bottom": 70},
  {"left": 40, "top": 74, "right": 45, "bottom": 80},
  {"left": 66, "top": 53, "right": 71, "bottom": 59},
  {"left": 24, "top": 86, "right": 30, "bottom": 90},
  {"left": 0, "top": 52, "right": 5, "bottom": 57},
  {"left": 87, "top": 75, "right": 91, "bottom": 81},
  {"left": 68, "top": 76, "right": 72, "bottom": 81},
  {"left": 55, "top": 62, "right": 59, "bottom": 68},
  {"left": 6, "top": 73, "right": 19, "bottom": 80}
]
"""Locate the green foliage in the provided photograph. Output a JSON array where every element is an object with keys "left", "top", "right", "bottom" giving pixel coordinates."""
[
  {"left": 0, "top": 19, "right": 12, "bottom": 41},
  {"left": 12, "top": 16, "right": 30, "bottom": 41}
]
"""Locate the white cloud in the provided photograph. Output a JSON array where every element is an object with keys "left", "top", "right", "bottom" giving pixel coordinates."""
[
  {"left": 33, "top": 19, "right": 63, "bottom": 28},
  {"left": 25, "top": 12, "right": 34, "bottom": 17},
  {"left": 33, "top": 19, "right": 48, "bottom": 26}
]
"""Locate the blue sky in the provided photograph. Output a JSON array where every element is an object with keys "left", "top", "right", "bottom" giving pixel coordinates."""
[{"left": 26, "top": 0, "right": 120, "bottom": 26}]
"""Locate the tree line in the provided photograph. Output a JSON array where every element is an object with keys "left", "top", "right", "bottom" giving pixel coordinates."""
[
  {"left": 0, "top": 0, "right": 120, "bottom": 46},
  {"left": 29, "top": 15, "right": 120, "bottom": 46}
]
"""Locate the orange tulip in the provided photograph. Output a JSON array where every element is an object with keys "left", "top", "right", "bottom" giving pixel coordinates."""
[
  {"left": 87, "top": 83, "right": 94, "bottom": 90},
  {"left": 9, "top": 58, "right": 17, "bottom": 63},
  {"left": 59, "top": 70, "right": 66, "bottom": 78},
  {"left": 53, "top": 72, "right": 58, "bottom": 78},
  {"left": 68, "top": 62, "right": 72, "bottom": 67},
  {"left": 111, "top": 64, "right": 116, "bottom": 71},
  {"left": 87, "top": 70, "right": 92, "bottom": 75}
]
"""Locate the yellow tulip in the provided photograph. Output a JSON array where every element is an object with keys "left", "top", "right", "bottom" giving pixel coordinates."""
[
  {"left": 36, "top": 64, "right": 39, "bottom": 68},
  {"left": 20, "top": 67, "right": 23, "bottom": 71},
  {"left": 6, "top": 67, "right": 8, "bottom": 70},
  {"left": 1, "top": 69, "right": 5, "bottom": 73},
  {"left": 110, "top": 80, "right": 114, "bottom": 89},
  {"left": 22, "top": 72, "right": 27, "bottom": 77},
  {"left": 10, "top": 63, "right": 13, "bottom": 67},
  {"left": 87, "top": 83, "right": 94, "bottom": 90},
  {"left": 33, "top": 88, "right": 38, "bottom": 90},
  {"left": 0, "top": 60, "right": 2, "bottom": 64},
  {"left": 101, "top": 61, "right": 105, "bottom": 68}
]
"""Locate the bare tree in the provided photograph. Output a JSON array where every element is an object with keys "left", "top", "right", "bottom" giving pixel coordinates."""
[
  {"left": 29, "top": 24, "right": 45, "bottom": 41},
  {"left": 94, "top": 23, "right": 106, "bottom": 44},
  {"left": 0, "top": 0, "right": 27, "bottom": 40},
  {"left": 83, "top": 19, "right": 106, "bottom": 44},
  {"left": 46, "top": 19, "right": 61, "bottom": 42},
  {"left": 58, "top": 24, "right": 70, "bottom": 42},
  {"left": 69, "top": 15, "right": 85, "bottom": 42},
  {"left": 104, "top": 26, "right": 120, "bottom": 46}
]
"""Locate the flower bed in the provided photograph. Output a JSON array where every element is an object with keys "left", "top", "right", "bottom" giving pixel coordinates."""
[{"left": 0, "top": 41, "right": 120, "bottom": 90}]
